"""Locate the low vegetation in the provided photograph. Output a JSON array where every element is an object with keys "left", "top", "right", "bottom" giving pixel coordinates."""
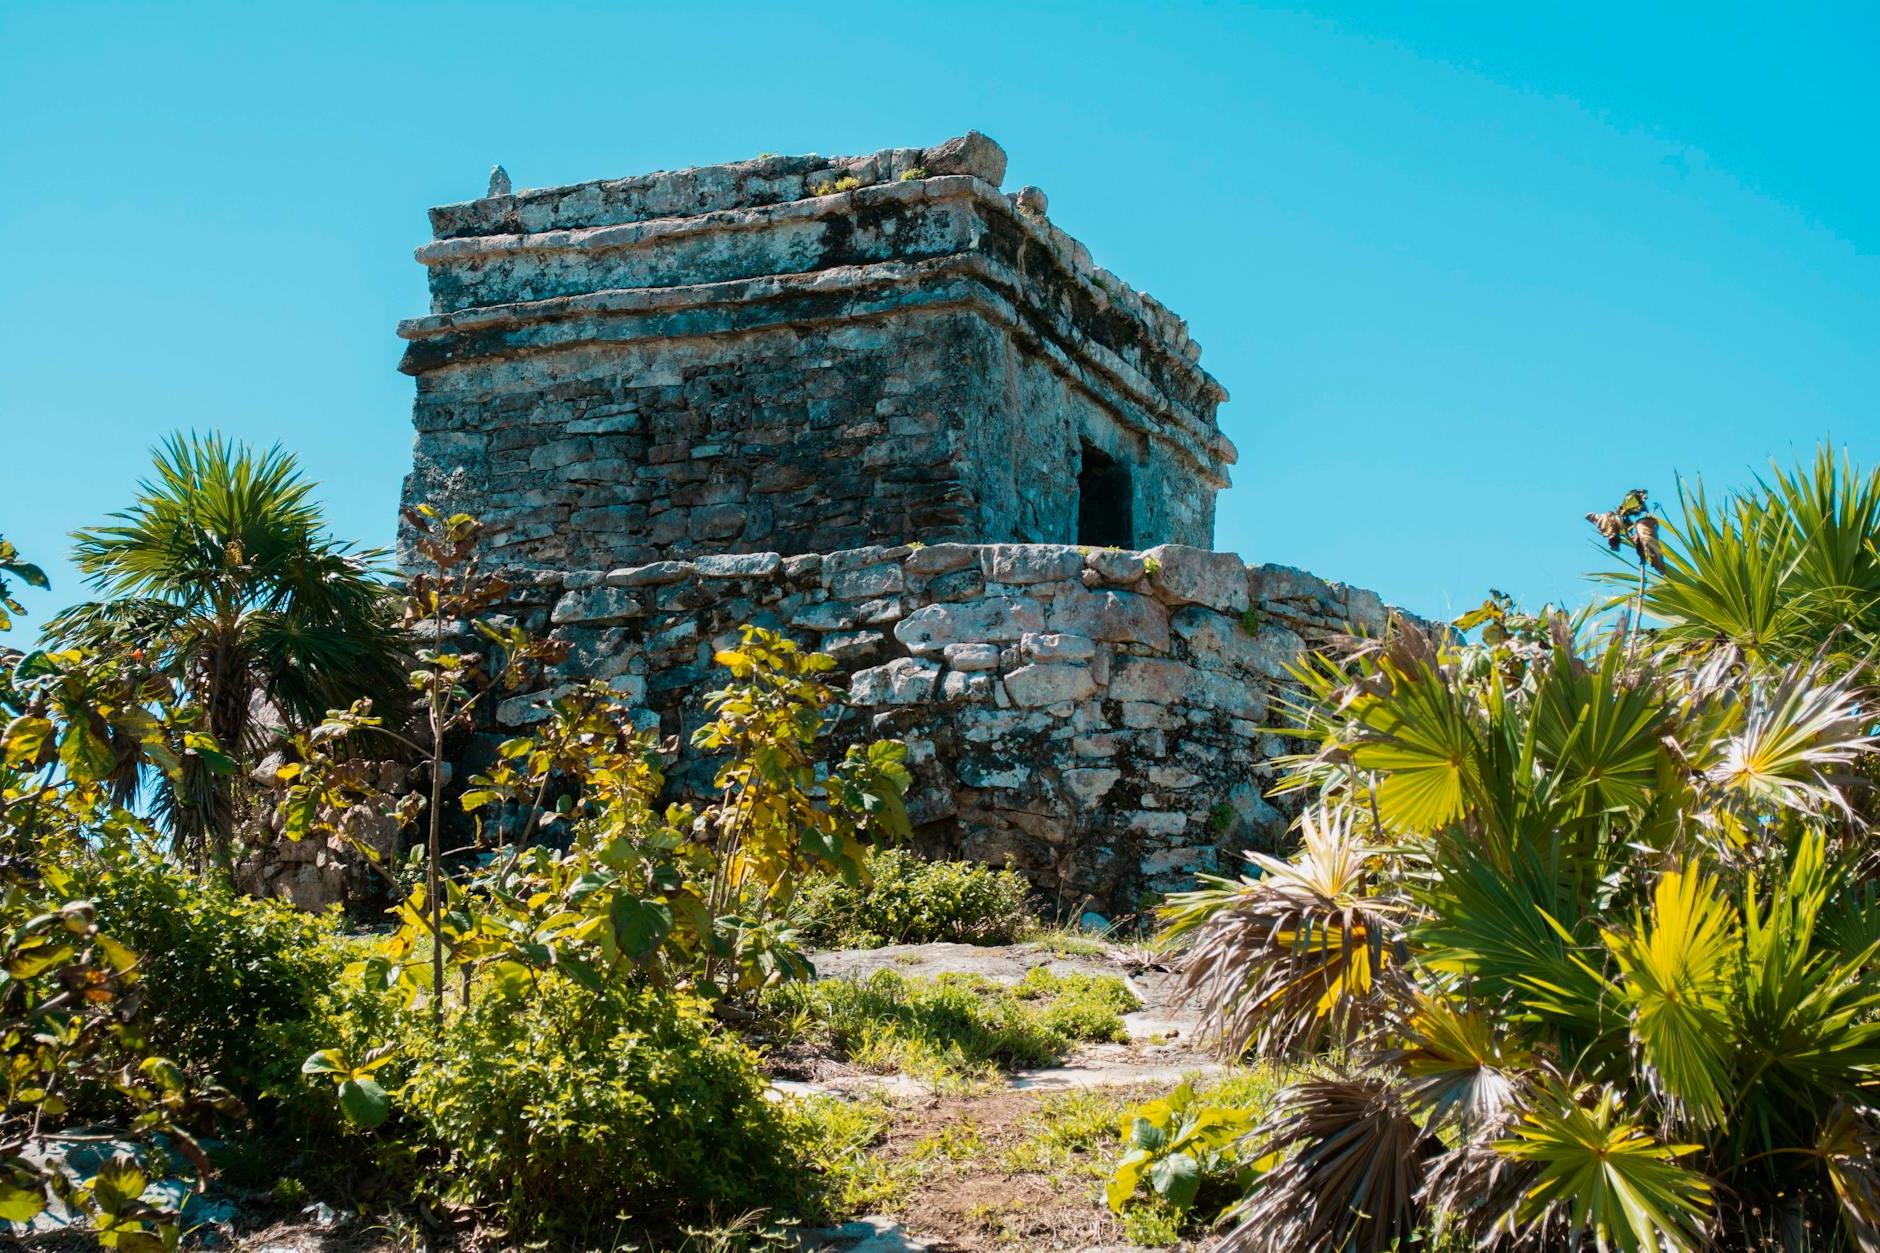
[
  {"left": 1131, "top": 447, "right": 1880, "bottom": 1251},
  {"left": 793, "top": 848, "right": 1035, "bottom": 947},
  {"left": 759, "top": 966, "right": 1137, "bottom": 1084}
]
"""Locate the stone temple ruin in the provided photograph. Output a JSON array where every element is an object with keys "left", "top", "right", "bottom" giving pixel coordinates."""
[{"left": 392, "top": 132, "right": 1397, "bottom": 914}]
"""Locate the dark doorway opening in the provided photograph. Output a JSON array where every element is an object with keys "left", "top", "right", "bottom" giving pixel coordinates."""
[{"left": 1076, "top": 443, "right": 1134, "bottom": 548}]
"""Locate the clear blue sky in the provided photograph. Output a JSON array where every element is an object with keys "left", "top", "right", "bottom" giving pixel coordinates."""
[{"left": 4, "top": 1, "right": 1875, "bottom": 627}]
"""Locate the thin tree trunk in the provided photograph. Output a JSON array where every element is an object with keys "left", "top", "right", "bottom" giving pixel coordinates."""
[{"left": 428, "top": 602, "right": 446, "bottom": 1037}]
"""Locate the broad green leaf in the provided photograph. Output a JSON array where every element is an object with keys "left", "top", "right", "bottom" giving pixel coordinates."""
[
  {"left": 338, "top": 1076, "right": 390, "bottom": 1128},
  {"left": 0, "top": 1179, "right": 45, "bottom": 1222},
  {"left": 1150, "top": 1152, "right": 1203, "bottom": 1209},
  {"left": 610, "top": 895, "right": 674, "bottom": 959},
  {"left": 300, "top": 1048, "right": 348, "bottom": 1076}
]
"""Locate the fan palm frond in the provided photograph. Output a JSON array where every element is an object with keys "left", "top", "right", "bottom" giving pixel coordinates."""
[
  {"left": 1603, "top": 867, "right": 1737, "bottom": 1129},
  {"left": 1497, "top": 1082, "right": 1713, "bottom": 1253},
  {"left": 1391, "top": 993, "right": 1529, "bottom": 1135},
  {"left": 1704, "top": 656, "right": 1873, "bottom": 820},
  {"left": 1219, "top": 1074, "right": 1430, "bottom": 1253},
  {"left": 1162, "top": 806, "right": 1405, "bottom": 1059}
]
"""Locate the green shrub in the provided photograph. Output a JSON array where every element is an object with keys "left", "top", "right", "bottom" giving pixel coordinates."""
[
  {"left": 370, "top": 979, "right": 831, "bottom": 1242},
  {"left": 758, "top": 967, "right": 1137, "bottom": 1083},
  {"left": 71, "top": 842, "right": 345, "bottom": 1109},
  {"left": 795, "top": 849, "right": 1035, "bottom": 947}
]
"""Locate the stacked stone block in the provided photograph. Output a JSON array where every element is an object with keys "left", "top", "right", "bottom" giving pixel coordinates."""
[{"left": 478, "top": 543, "right": 1391, "bottom": 912}]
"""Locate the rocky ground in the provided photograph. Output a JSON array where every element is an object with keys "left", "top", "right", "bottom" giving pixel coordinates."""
[{"left": 775, "top": 941, "right": 1220, "bottom": 1253}]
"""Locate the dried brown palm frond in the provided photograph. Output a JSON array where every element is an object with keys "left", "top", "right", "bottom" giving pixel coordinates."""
[
  {"left": 1587, "top": 510, "right": 1626, "bottom": 552},
  {"left": 1632, "top": 515, "right": 1667, "bottom": 573},
  {"left": 1217, "top": 1073, "right": 1432, "bottom": 1253},
  {"left": 1160, "top": 806, "right": 1408, "bottom": 1059},
  {"left": 1419, "top": 1118, "right": 1549, "bottom": 1250},
  {"left": 1820, "top": 1101, "right": 1880, "bottom": 1252}
]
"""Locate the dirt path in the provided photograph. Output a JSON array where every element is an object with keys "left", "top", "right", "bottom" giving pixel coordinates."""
[{"left": 786, "top": 942, "right": 1219, "bottom": 1253}]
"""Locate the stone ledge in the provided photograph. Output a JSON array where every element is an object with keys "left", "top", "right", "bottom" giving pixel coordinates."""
[
  {"left": 429, "top": 133, "right": 1006, "bottom": 239},
  {"left": 418, "top": 145, "right": 1213, "bottom": 394},
  {"left": 473, "top": 542, "right": 1411, "bottom": 909},
  {"left": 398, "top": 255, "right": 1232, "bottom": 476}
]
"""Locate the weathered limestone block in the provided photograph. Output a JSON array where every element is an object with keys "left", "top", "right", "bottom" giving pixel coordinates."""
[
  {"left": 1003, "top": 663, "right": 1098, "bottom": 708},
  {"left": 851, "top": 658, "right": 941, "bottom": 705},
  {"left": 1171, "top": 606, "right": 1305, "bottom": 679},
  {"left": 1046, "top": 585, "right": 1170, "bottom": 649},
  {"left": 983, "top": 544, "right": 1084, "bottom": 585},
  {"left": 895, "top": 597, "right": 1046, "bottom": 654},
  {"left": 1144, "top": 545, "right": 1252, "bottom": 614},
  {"left": 551, "top": 586, "right": 643, "bottom": 624}
]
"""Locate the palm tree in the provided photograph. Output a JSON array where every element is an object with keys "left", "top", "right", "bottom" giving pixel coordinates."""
[
  {"left": 49, "top": 433, "right": 408, "bottom": 875},
  {"left": 1160, "top": 453, "right": 1880, "bottom": 1251}
]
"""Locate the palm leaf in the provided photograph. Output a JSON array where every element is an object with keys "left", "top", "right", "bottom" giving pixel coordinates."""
[
  {"left": 1390, "top": 993, "right": 1529, "bottom": 1135},
  {"left": 1603, "top": 867, "right": 1737, "bottom": 1129},
  {"left": 1220, "top": 1074, "right": 1430, "bottom": 1253},
  {"left": 1497, "top": 1083, "right": 1713, "bottom": 1253},
  {"left": 1162, "top": 807, "right": 1405, "bottom": 1059}
]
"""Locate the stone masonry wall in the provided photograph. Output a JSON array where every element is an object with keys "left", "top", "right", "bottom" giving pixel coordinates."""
[
  {"left": 398, "top": 134, "right": 1235, "bottom": 573},
  {"left": 479, "top": 542, "right": 1393, "bottom": 914}
]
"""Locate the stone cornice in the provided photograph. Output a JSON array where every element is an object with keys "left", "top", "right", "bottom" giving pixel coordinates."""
[
  {"left": 413, "top": 167, "right": 1226, "bottom": 419},
  {"left": 399, "top": 253, "right": 1236, "bottom": 481}
]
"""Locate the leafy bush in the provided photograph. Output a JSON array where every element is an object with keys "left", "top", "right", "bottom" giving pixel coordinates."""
[
  {"left": 1, "top": 561, "right": 243, "bottom": 1244},
  {"left": 330, "top": 978, "right": 836, "bottom": 1242},
  {"left": 1105, "top": 1077, "right": 1270, "bottom": 1225},
  {"left": 73, "top": 841, "right": 345, "bottom": 1107},
  {"left": 795, "top": 848, "right": 1035, "bottom": 947},
  {"left": 759, "top": 967, "right": 1137, "bottom": 1083}
]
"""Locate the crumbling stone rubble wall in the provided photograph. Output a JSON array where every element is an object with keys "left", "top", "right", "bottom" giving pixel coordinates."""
[
  {"left": 398, "top": 133, "right": 1234, "bottom": 572},
  {"left": 479, "top": 542, "right": 1391, "bottom": 914}
]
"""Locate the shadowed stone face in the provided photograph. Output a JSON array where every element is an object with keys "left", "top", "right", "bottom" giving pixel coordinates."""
[{"left": 397, "top": 134, "right": 1234, "bottom": 573}]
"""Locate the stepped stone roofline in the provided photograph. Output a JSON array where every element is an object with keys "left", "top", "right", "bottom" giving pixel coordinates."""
[
  {"left": 408, "top": 133, "right": 1223, "bottom": 407},
  {"left": 397, "top": 133, "right": 1236, "bottom": 571}
]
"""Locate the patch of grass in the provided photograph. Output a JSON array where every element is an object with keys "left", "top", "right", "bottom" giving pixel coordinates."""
[
  {"left": 1026, "top": 925, "right": 1110, "bottom": 958},
  {"left": 808, "top": 174, "right": 863, "bottom": 195},
  {"left": 1026, "top": 924, "right": 1162, "bottom": 967},
  {"left": 757, "top": 968, "right": 1139, "bottom": 1083},
  {"left": 1000, "top": 1089, "right": 1131, "bottom": 1175},
  {"left": 788, "top": 1092, "right": 903, "bottom": 1215},
  {"left": 909, "top": 1117, "right": 988, "bottom": 1167},
  {"left": 796, "top": 850, "right": 1036, "bottom": 948},
  {"left": 1121, "top": 1196, "right": 1184, "bottom": 1246},
  {"left": 1205, "top": 800, "right": 1237, "bottom": 836}
]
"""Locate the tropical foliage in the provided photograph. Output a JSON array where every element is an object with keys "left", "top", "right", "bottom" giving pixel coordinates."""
[
  {"left": 1159, "top": 445, "right": 1880, "bottom": 1250},
  {"left": 0, "top": 544, "right": 239, "bottom": 1246},
  {"left": 793, "top": 847, "right": 1036, "bottom": 947},
  {"left": 47, "top": 434, "right": 407, "bottom": 873}
]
